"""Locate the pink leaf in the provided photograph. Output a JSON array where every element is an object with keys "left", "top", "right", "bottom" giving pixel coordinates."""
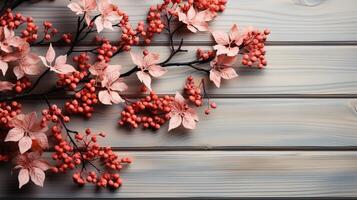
[
  {"left": 187, "top": 6, "right": 196, "bottom": 20},
  {"left": 220, "top": 67, "right": 238, "bottom": 80},
  {"left": 46, "top": 43, "right": 55, "bottom": 63},
  {"left": 136, "top": 71, "right": 152, "bottom": 91},
  {"left": 54, "top": 64, "right": 76, "bottom": 74},
  {"left": 98, "top": 90, "right": 112, "bottom": 105},
  {"left": 168, "top": 114, "right": 182, "bottom": 131},
  {"left": 148, "top": 65, "right": 167, "bottom": 77},
  {"left": 18, "top": 169, "right": 30, "bottom": 189},
  {"left": 18, "top": 136, "right": 32, "bottom": 154},
  {"left": 54, "top": 55, "right": 67, "bottom": 66},
  {"left": 110, "top": 80, "right": 128, "bottom": 92},
  {"left": 174, "top": 92, "right": 185, "bottom": 104},
  {"left": 0, "top": 81, "right": 14, "bottom": 91},
  {"left": 130, "top": 51, "right": 144, "bottom": 67},
  {"left": 212, "top": 31, "right": 229, "bottom": 45},
  {"left": 33, "top": 132, "right": 49, "bottom": 149},
  {"left": 68, "top": 2, "right": 84, "bottom": 14},
  {"left": 109, "top": 91, "right": 124, "bottom": 104},
  {"left": 5, "top": 127, "right": 25, "bottom": 142},
  {"left": 0, "top": 60, "right": 8, "bottom": 76},
  {"left": 29, "top": 167, "right": 45, "bottom": 187},
  {"left": 209, "top": 69, "right": 221, "bottom": 88},
  {"left": 182, "top": 114, "right": 196, "bottom": 129},
  {"left": 33, "top": 160, "right": 50, "bottom": 171},
  {"left": 13, "top": 66, "right": 25, "bottom": 80},
  {"left": 144, "top": 53, "right": 160, "bottom": 66},
  {"left": 94, "top": 16, "right": 104, "bottom": 33}
]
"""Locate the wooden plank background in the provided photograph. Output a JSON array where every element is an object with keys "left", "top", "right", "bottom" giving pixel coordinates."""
[{"left": 1, "top": 0, "right": 357, "bottom": 198}]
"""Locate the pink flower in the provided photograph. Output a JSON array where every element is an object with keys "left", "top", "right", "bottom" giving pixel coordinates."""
[
  {"left": 0, "top": 26, "right": 24, "bottom": 53},
  {"left": 68, "top": 0, "right": 97, "bottom": 25},
  {"left": 13, "top": 53, "right": 41, "bottom": 80},
  {"left": 0, "top": 54, "right": 16, "bottom": 76},
  {"left": 89, "top": 61, "right": 121, "bottom": 81},
  {"left": 95, "top": 0, "right": 122, "bottom": 33},
  {"left": 209, "top": 55, "right": 238, "bottom": 88},
  {"left": 130, "top": 51, "right": 167, "bottom": 91},
  {"left": 177, "top": 6, "right": 214, "bottom": 33},
  {"left": 98, "top": 68, "right": 128, "bottom": 105},
  {"left": 0, "top": 81, "right": 14, "bottom": 92},
  {"left": 212, "top": 24, "right": 244, "bottom": 56},
  {"left": 14, "top": 152, "right": 50, "bottom": 188},
  {"left": 5, "top": 112, "right": 49, "bottom": 154},
  {"left": 39, "top": 43, "right": 76, "bottom": 74},
  {"left": 168, "top": 92, "right": 199, "bottom": 131}
]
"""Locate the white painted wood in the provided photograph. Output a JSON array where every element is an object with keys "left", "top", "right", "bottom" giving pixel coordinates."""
[
  {"left": 5, "top": 45, "right": 357, "bottom": 95},
  {"left": 21, "top": 98, "right": 357, "bottom": 147},
  {"left": 1, "top": 151, "right": 357, "bottom": 198},
  {"left": 14, "top": 0, "right": 357, "bottom": 44}
]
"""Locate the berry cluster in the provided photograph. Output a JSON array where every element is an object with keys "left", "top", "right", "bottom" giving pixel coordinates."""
[
  {"left": 241, "top": 28, "right": 270, "bottom": 68},
  {"left": 73, "top": 53, "right": 91, "bottom": 71},
  {"left": 184, "top": 76, "right": 203, "bottom": 106},
  {"left": 118, "top": 92, "right": 173, "bottom": 129},
  {"left": 118, "top": 14, "right": 139, "bottom": 50},
  {"left": 196, "top": 48, "right": 215, "bottom": 61},
  {"left": 42, "top": 21, "right": 58, "bottom": 41},
  {"left": 65, "top": 79, "right": 98, "bottom": 118},
  {"left": 57, "top": 128, "right": 131, "bottom": 189},
  {"left": 13, "top": 77, "right": 31, "bottom": 93},
  {"left": 0, "top": 101, "right": 21, "bottom": 127},
  {"left": 95, "top": 38, "right": 118, "bottom": 62},
  {"left": 41, "top": 104, "right": 71, "bottom": 126},
  {"left": 61, "top": 33, "right": 73, "bottom": 44},
  {"left": 192, "top": 0, "right": 227, "bottom": 13},
  {"left": 57, "top": 71, "right": 88, "bottom": 91}
]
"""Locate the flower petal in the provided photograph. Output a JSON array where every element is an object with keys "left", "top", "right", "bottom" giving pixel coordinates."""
[
  {"left": 110, "top": 80, "right": 128, "bottom": 92},
  {"left": 33, "top": 132, "right": 49, "bottom": 149},
  {"left": 30, "top": 167, "right": 45, "bottom": 187},
  {"left": 18, "top": 169, "right": 30, "bottom": 189},
  {"left": 109, "top": 91, "right": 124, "bottom": 104},
  {"left": 174, "top": 92, "right": 185, "bottom": 104},
  {"left": 33, "top": 160, "right": 50, "bottom": 171},
  {"left": 53, "top": 64, "right": 76, "bottom": 74},
  {"left": 187, "top": 6, "right": 196, "bottom": 20},
  {"left": 95, "top": 16, "right": 104, "bottom": 33},
  {"left": 168, "top": 114, "right": 182, "bottom": 131},
  {"left": 5, "top": 127, "right": 25, "bottom": 142},
  {"left": 18, "top": 136, "right": 32, "bottom": 154},
  {"left": 144, "top": 53, "right": 160, "bottom": 66}
]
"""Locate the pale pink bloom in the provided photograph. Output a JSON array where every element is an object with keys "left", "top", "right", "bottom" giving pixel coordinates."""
[
  {"left": 168, "top": 92, "right": 199, "bottom": 131},
  {"left": 0, "top": 81, "right": 14, "bottom": 91},
  {"left": 98, "top": 68, "right": 128, "bottom": 105},
  {"left": 0, "top": 54, "right": 16, "bottom": 76},
  {"left": 0, "top": 26, "right": 24, "bottom": 53},
  {"left": 39, "top": 43, "right": 76, "bottom": 74},
  {"left": 177, "top": 6, "right": 214, "bottom": 33},
  {"left": 212, "top": 24, "right": 244, "bottom": 56},
  {"left": 130, "top": 51, "right": 167, "bottom": 91},
  {"left": 95, "top": 0, "right": 122, "bottom": 33},
  {"left": 13, "top": 53, "right": 41, "bottom": 80},
  {"left": 5, "top": 112, "right": 49, "bottom": 154},
  {"left": 14, "top": 152, "right": 50, "bottom": 188},
  {"left": 68, "top": 0, "right": 97, "bottom": 25},
  {"left": 209, "top": 55, "right": 238, "bottom": 88},
  {"left": 89, "top": 61, "right": 121, "bottom": 81}
]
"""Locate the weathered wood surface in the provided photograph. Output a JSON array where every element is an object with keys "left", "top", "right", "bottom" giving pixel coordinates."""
[
  {"left": 22, "top": 98, "right": 357, "bottom": 148},
  {"left": 13, "top": 45, "right": 357, "bottom": 95},
  {"left": 2, "top": 0, "right": 357, "bottom": 199},
  {"left": 16, "top": 0, "right": 357, "bottom": 44},
  {"left": 1, "top": 151, "right": 357, "bottom": 198}
]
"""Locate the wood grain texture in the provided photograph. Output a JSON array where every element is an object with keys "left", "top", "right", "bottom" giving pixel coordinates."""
[
  {"left": 9, "top": 45, "right": 357, "bottom": 96},
  {"left": 1, "top": 151, "right": 357, "bottom": 198},
  {"left": 15, "top": 0, "right": 357, "bottom": 44},
  {"left": 21, "top": 98, "right": 357, "bottom": 147}
]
